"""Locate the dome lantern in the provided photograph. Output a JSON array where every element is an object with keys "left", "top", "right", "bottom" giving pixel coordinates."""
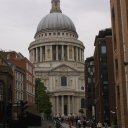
[
  {"left": 50, "top": 0, "right": 62, "bottom": 13},
  {"left": 36, "top": 0, "right": 77, "bottom": 35}
]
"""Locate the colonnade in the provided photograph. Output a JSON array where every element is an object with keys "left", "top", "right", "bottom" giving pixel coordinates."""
[
  {"left": 52, "top": 95, "right": 80, "bottom": 116},
  {"left": 30, "top": 45, "right": 84, "bottom": 63}
]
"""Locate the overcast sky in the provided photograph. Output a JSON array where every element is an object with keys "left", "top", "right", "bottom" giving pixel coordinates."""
[{"left": 0, "top": 0, "right": 111, "bottom": 59}]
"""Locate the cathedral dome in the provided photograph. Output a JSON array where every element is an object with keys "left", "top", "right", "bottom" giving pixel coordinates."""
[{"left": 36, "top": 13, "right": 76, "bottom": 33}]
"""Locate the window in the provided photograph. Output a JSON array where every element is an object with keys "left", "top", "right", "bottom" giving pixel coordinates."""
[
  {"left": 88, "top": 67, "right": 90, "bottom": 73},
  {"left": 61, "top": 76, "right": 67, "bottom": 86},
  {"left": 81, "top": 98, "right": 85, "bottom": 108},
  {"left": 88, "top": 78, "right": 91, "bottom": 83},
  {"left": 101, "top": 46, "right": 106, "bottom": 54},
  {"left": 81, "top": 86, "right": 84, "bottom": 90}
]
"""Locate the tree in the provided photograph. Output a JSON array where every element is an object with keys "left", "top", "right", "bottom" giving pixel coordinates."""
[
  {"left": 35, "top": 78, "right": 52, "bottom": 115},
  {"left": 79, "top": 108, "right": 84, "bottom": 117}
]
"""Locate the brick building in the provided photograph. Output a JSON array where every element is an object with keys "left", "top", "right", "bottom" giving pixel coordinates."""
[
  {"left": 85, "top": 57, "right": 95, "bottom": 120},
  {"left": 110, "top": 0, "right": 128, "bottom": 127},
  {"left": 0, "top": 52, "right": 13, "bottom": 125},
  {"left": 6, "top": 51, "right": 35, "bottom": 104},
  {"left": 94, "top": 28, "right": 116, "bottom": 125}
]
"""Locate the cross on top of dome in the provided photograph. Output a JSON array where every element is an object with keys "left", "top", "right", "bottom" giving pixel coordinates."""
[{"left": 50, "top": 0, "right": 62, "bottom": 13}]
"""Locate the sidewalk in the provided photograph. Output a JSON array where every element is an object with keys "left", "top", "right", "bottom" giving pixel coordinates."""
[
  {"left": 61, "top": 124, "right": 111, "bottom": 128},
  {"left": 61, "top": 122, "right": 76, "bottom": 128}
]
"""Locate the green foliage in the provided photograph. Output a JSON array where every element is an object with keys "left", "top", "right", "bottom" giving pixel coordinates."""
[
  {"left": 79, "top": 108, "right": 84, "bottom": 114},
  {"left": 35, "top": 78, "right": 52, "bottom": 115}
]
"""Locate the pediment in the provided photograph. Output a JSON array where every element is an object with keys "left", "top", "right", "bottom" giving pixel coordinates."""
[{"left": 51, "top": 64, "right": 77, "bottom": 72}]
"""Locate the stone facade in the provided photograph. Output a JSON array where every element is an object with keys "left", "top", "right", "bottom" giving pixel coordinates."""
[
  {"left": 28, "top": 0, "right": 85, "bottom": 116},
  {"left": 110, "top": 0, "right": 128, "bottom": 127}
]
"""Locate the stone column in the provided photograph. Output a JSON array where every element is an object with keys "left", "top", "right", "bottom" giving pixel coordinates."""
[
  {"left": 30, "top": 50, "right": 32, "bottom": 62},
  {"left": 82, "top": 50, "right": 84, "bottom": 62},
  {"left": 32, "top": 50, "right": 34, "bottom": 63},
  {"left": 76, "top": 96, "right": 79, "bottom": 114},
  {"left": 56, "top": 96, "right": 59, "bottom": 115},
  {"left": 36, "top": 48, "right": 38, "bottom": 62},
  {"left": 80, "top": 49, "right": 81, "bottom": 62},
  {"left": 68, "top": 96, "right": 70, "bottom": 115},
  {"left": 72, "top": 46, "right": 74, "bottom": 61},
  {"left": 56, "top": 45, "right": 58, "bottom": 60},
  {"left": 40, "top": 47, "right": 42, "bottom": 62},
  {"left": 62, "top": 45, "right": 64, "bottom": 60},
  {"left": 34, "top": 49, "right": 36, "bottom": 62},
  {"left": 61, "top": 96, "right": 64, "bottom": 115},
  {"left": 74, "top": 96, "right": 76, "bottom": 114},
  {"left": 76, "top": 47, "right": 78, "bottom": 61},
  {"left": 72, "top": 96, "right": 75, "bottom": 114}
]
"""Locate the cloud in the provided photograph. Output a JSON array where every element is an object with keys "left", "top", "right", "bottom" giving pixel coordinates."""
[{"left": 0, "top": 0, "right": 111, "bottom": 59}]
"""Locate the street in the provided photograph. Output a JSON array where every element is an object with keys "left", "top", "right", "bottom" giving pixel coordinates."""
[{"left": 41, "top": 120, "right": 55, "bottom": 128}]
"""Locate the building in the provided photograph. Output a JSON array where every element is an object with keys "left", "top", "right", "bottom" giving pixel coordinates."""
[
  {"left": 85, "top": 57, "right": 95, "bottom": 120},
  {"left": 0, "top": 51, "right": 13, "bottom": 126},
  {"left": 6, "top": 51, "right": 35, "bottom": 104},
  {"left": 4, "top": 51, "right": 35, "bottom": 119},
  {"left": 110, "top": 0, "right": 128, "bottom": 127},
  {"left": 6, "top": 51, "right": 36, "bottom": 120},
  {"left": 94, "top": 28, "right": 116, "bottom": 125},
  {"left": 28, "top": 0, "right": 85, "bottom": 116}
]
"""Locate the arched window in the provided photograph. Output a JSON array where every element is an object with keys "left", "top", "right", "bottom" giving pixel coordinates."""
[
  {"left": 81, "top": 98, "right": 85, "bottom": 108},
  {"left": 61, "top": 76, "right": 67, "bottom": 86}
]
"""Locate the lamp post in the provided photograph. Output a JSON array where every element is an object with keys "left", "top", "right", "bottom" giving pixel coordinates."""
[{"left": 110, "top": 110, "right": 117, "bottom": 128}]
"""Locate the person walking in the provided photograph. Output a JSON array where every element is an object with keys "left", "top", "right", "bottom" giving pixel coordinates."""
[
  {"left": 97, "top": 121, "right": 102, "bottom": 128},
  {"left": 83, "top": 119, "right": 86, "bottom": 128},
  {"left": 77, "top": 119, "right": 81, "bottom": 128}
]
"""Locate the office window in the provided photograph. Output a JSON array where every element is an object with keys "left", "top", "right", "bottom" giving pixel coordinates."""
[{"left": 101, "top": 46, "right": 106, "bottom": 54}]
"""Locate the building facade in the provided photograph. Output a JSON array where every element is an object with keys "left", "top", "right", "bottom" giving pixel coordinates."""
[
  {"left": 85, "top": 57, "right": 95, "bottom": 120},
  {"left": 0, "top": 51, "right": 13, "bottom": 125},
  {"left": 28, "top": 0, "right": 85, "bottom": 116},
  {"left": 110, "top": 0, "right": 128, "bottom": 127},
  {"left": 6, "top": 51, "right": 35, "bottom": 105},
  {"left": 94, "top": 29, "right": 116, "bottom": 125}
]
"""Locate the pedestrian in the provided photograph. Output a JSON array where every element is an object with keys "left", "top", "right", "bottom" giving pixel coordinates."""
[
  {"left": 83, "top": 119, "right": 86, "bottom": 128},
  {"left": 77, "top": 119, "right": 81, "bottom": 128},
  {"left": 97, "top": 121, "right": 102, "bottom": 128}
]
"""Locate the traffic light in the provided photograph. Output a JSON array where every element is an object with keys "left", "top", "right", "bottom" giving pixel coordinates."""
[{"left": 20, "top": 100, "right": 28, "bottom": 117}]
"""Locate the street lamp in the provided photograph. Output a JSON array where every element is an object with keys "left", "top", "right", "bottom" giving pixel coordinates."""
[{"left": 110, "top": 110, "right": 117, "bottom": 128}]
